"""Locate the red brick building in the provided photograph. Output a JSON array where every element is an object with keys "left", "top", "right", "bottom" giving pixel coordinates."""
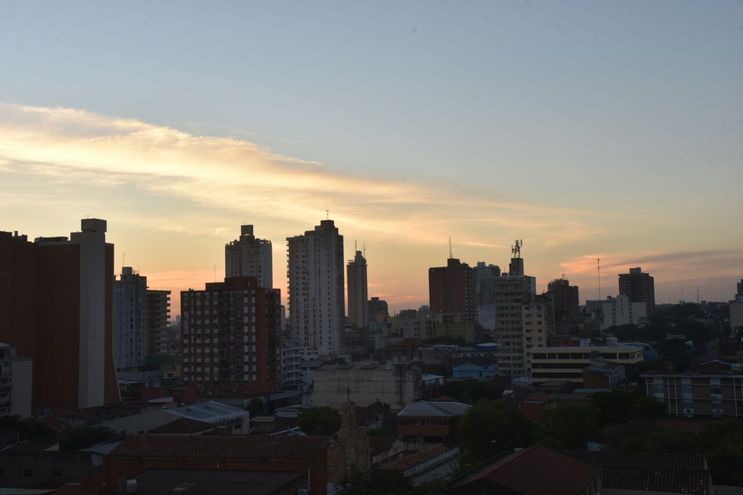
[
  {"left": 429, "top": 258, "right": 475, "bottom": 322},
  {"left": 181, "top": 277, "right": 281, "bottom": 396},
  {"left": 0, "top": 220, "right": 119, "bottom": 411}
]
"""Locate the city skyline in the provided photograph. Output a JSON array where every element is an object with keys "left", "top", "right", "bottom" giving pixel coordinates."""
[{"left": 1, "top": 1, "right": 742, "bottom": 311}]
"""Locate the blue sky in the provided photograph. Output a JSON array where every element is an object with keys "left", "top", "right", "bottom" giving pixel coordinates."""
[{"left": 1, "top": 1, "right": 742, "bottom": 308}]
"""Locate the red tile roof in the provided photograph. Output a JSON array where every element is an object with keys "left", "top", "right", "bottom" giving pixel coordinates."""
[
  {"left": 452, "top": 446, "right": 599, "bottom": 495},
  {"left": 566, "top": 450, "right": 712, "bottom": 495},
  {"left": 109, "top": 434, "right": 329, "bottom": 461}
]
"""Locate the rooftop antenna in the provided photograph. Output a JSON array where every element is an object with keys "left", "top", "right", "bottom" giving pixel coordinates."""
[
  {"left": 449, "top": 237, "right": 453, "bottom": 259},
  {"left": 213, "top": 265, "right": 217, "bottom": 282},
  {"left": 363, "top": 242, "right": 367, "bottom": 258},
  {"left": 512, "top": 240, "right": 523, "bottom": 259},
  {"left": 597, "top": 257, "right": 602, "bottom": 300},
  {"left": 355, "top": 239, "right": 358, "bottom": 252},
  {"left": 122, "top": 251, "right": 126, "bottom": 269},
  {"left": 326, "top": 208, "right": 330, "bottom": 220}
]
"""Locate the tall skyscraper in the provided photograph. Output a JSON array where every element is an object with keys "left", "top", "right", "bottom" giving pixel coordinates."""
[
  {"left": 347, "top": 249, "right": 369, "bottom": 329},
  {"left": 181, "top": 277, "right": 281, "bottom": 396},
  {"left": 147, "top": 289, "right": 171, "bottom": 356},
  {"left": 618, "top": 267, "right": 655, "bottom": 314},
  {"left": 545, "top": 278, "right": 580, "bottom": 336},
  {"left": 287, "top": 219, "right": 345, "bottom": 356},
  {"left": 225, "top": 224, "right": 273, "bottom": 288},
  {"left": 113, "top": 267, "right": 148, "bottom": 370},
  {"left": 473, "top": 262, "right": 501, "bottom": 334},
  {"left": 0, "top": 219, "right": 119, "bottom": 410},
  {"left": 428, "top": 257, "right": 475, "bottom": 322}
]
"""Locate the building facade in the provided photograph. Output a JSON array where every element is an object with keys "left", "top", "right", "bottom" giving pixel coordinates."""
[
  {"left": 428, "top": 258, "right": 475, "bottom": 322},
  {"left": 642, "top": 361, "right": 743, "bottom": 418},
  {"left": 529, "top": 345, "right": 643, "bottom": 385},
  {"left": 113, "top": 267, "right": 149, "bottom": 370},
  {"left": 585, "top": 294, "right": 647, "bottom": 330},
  {"left": 347, "top": 249, "right": 369, "bottom": 330},
  {"left": 493, "top": 272, "right": 536, "bottom": 374},
  {"left": 287, "top": 219, "right": 345, "bottom": 356},
  {"left": 545, "top": 278, "right": 580, "bottom": 336},
  {"left": 0, "top": 219, "right": 119, "bottom": 410},
  {"left": 225, "top": 224, "right": 273, "bottom": 288},
  {"left": 147, "top": 289, "right": 172, "bottom": 356},
  {"left": 181, "top": 277, "right": 282, "bottom": 396},
  {"left": 619, "top": 267, "right": 656, "bottom": 314}
]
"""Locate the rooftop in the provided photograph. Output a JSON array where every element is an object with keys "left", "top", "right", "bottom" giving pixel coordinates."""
[
  {"left": 164, "top": 400, "right": 247, "bottom": 424},
  {"left": 110, "top": 434, "right": 329, "bottom": 461},
  {"left": 130, "top": 469, "right": 305, "bottom": 495},
  {"left": 398, "top": 400, "right": 471, "bottom": 418},
  {"left": 449, "top": 446, "right": 599, "bottom": 495}
]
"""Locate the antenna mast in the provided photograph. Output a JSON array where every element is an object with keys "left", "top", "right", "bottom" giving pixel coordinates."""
[
  {"left": 449, "top": 237, "right": 453, "bottom": 259},
  {"left": 597, "top": 257, "right": 602, "bottom": 300}
]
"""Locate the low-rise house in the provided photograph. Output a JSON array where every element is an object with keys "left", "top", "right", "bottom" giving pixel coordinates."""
[{"left": 396, "top": 400, "right": 470, "bottom": 444}]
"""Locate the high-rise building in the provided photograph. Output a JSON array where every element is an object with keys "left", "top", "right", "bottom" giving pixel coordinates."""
[
  {"left": 368, "top": 297, "right": 389, "bottom": 321},
  {"left": 493, "top": 241, "right": 539, "bottom": 375},
  {"left": 545, "top": 278, "right": 580, "bottom": 336},
  {"left": 181, "top": 277, "right": 281, "bottom": 396},
  {"left": 347, "top": 250, "right": 369, "bottom": 330},
  {"left": 428, "top": 258, "right": 475, "bottom": 322},
  {"left": 729, "top": 280, "right": 743, "bottom": 335},
  {"left": 473, "top": 262, "right": 501, "bottom": 335},
  {"left": 147, "top": 289, "right": 171, "bottom": 356},
  {"left": 113, "top": 267, "right": 148, "bottom": 370},
  {"left": 225, "top": 224, "right": 273, "bottom": 288},
  {"left": 618, "top": 267, "right": 655, "bottom": 314},
  {"left": 0, "top": 219, "right": 119, "bottom": 410},
  {"left": 286, "top": 219, "right": 345, "bottom": 356},
  {"left": 585, "top": 294, "right": 647, "bottom": 330}
]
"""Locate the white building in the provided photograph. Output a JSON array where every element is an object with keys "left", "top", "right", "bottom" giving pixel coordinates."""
[
  {"left": 225, "top": 224, "right": 273, "bottom": 289},
  {"left": 287, "top": 219, "right": 345, "bottom": 356},
  {"left": 585, "top": 294, "right": 647, "bottom": 330},
  {"left": 312, "top": 360, "right": 420, "bottom": 410},
  {"left": 113, "top": 267, "right": 148, "bottom": 370},
  {"left": 0, "top": 342, "right": 32, "bottom": 417},
  {"left": 493, "top": 272, "right": 537, "bottom": 374},
  {"left": 529, "top": 345, "right": 644, "bottom": 385}
]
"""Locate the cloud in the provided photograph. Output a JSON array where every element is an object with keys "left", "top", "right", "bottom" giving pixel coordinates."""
[{"left": 0, "top": 102, "right": 595, "bottom": 248}]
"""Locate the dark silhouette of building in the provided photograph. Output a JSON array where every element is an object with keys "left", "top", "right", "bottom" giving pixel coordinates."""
[
  {"left": 225, "top": 224, "right": 272, "bottom": 288},
  {"left": 368, "top": 297, "right": 389, "bottom": 320},
  {"left": 428, "top": 258, "right": 475, "bottom": 322},
  {"left": 619, "top": 267, "right": 655, "bottom": 314},
  {"left": 347, "top": 250, "right": 368, "bottom": 329},
  {"left": 0, "top": 219, "right": 119, "bottom": 411},
  {"left": 181, "top": 277, "right": 281, "bottom": 396},
  {"left": 546, "top": 278, "right": 580, "bottom": 336},
  {"left": 147, "top": 289, "right": 171, "bottom": 356}
]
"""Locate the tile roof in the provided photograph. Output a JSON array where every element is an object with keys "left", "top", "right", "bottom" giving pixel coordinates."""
[
  {"left": 452, "top": 446, "right": 599, "bottom": 495},
  {"left": 566, "top": 450, "right": 712, "bottom": 495},
  {"left": 109, "top": 434, "right": 330, "bottom": 461},
  {"left": 147, "top": 418, "right": 215, "bottom": 434},
  {"left": 131, "top": 469, "right": 305, "bottom": 495},
  {"left": 398, "top": 400, "right": 471, "bottom": 417}
]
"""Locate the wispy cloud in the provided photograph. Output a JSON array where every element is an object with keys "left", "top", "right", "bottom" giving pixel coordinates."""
[{"left": 0, "top": 102, "right": 595, "bottom": 249}]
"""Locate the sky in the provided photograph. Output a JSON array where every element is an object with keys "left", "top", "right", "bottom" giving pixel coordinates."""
[{"left": 1, "top": 1, "right": 742, "bottom": 313}]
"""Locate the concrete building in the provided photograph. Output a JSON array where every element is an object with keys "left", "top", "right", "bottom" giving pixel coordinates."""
[
  {"left": 492, "top": 252, "right": 537, "bottom": 374},
  {"left": 585, "top": 294, "right": 647, "bottom": 330},
  {"left": 225, "top": 224, "right": 273, "bottom": 288},
  {"left": 281, "top": 343, "right": 319, "bottom": 388},
  {"left": 347, "top": 249, "right": 369, "bottom": 330},
  {"left": 642, "top": 360, "right": 743, "bottom": 418},
  {"left": 147, "top": 289, "right": 171, "bottom": 356},
  {"left": 522, "top": 302, "right": 548, "bottom": 369},
  {"left": 0, "top": 343, "right": 32, "bottom": 417},
  {"left": 529, "top": 345, "right": 643, "bottom": 385},
  {"left": 369, "top": 296, "right": 389, "bottom": 321},
  {"left": 113, "top": 267, "right": 149, "bottom": 370},
  {"left": 0, "top": 219, "right": 119, "bottom": 410},
  {"left": 428, "top": 258, "right": 475, "bottom": 323},
  {"left": 545, "top": 278, "right": 580, "bottom": 336},
  {"left": 729, "top": 279, "right": 743, "bottom": 335},
  {"left": 473, "top": 262, "right": 501, "bottom": 334},
  {"left": 619, "top": 266, "right": 656, "bottom": 314},
  {"left": 392, "top": 306, "right": 440, "bottom": 341},
  {"left": 287, "top": 219, "right": 345, "bottom": 356},
  {"left": 181, "top": 276, "right": 282, "bottom": 396},
  {"left": 312, "top": 360, "right": 421, "bottom": 410}
]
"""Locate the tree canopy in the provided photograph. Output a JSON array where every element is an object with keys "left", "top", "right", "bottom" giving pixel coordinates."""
[
  {"left": 297, "top": 406, "right": 342, "bottom": 436},
  {"left": 458, "top": 400, "right": 534, "bottom": 466}
]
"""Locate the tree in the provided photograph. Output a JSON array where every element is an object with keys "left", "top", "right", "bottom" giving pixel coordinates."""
[
  {"left": 590, "top": 389, "right": 664, "bottom": 427},
  {"left": 344, "top": 470, "right": 414, "bottom": 495},
  {"left": 440, "top": 380, "right": 503, "bottom": 404},
  {"left": 458, "top": 400, "right": 534, "bottom": 466},
  {"left": 540, "top": 401, "right": 599, "bottom": 449},
  {"left": 298, "top": 407, "right": 342, "bottom": 436},
  {"left": 699, "top": 420, "right": 743, "bottom": 486}
]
